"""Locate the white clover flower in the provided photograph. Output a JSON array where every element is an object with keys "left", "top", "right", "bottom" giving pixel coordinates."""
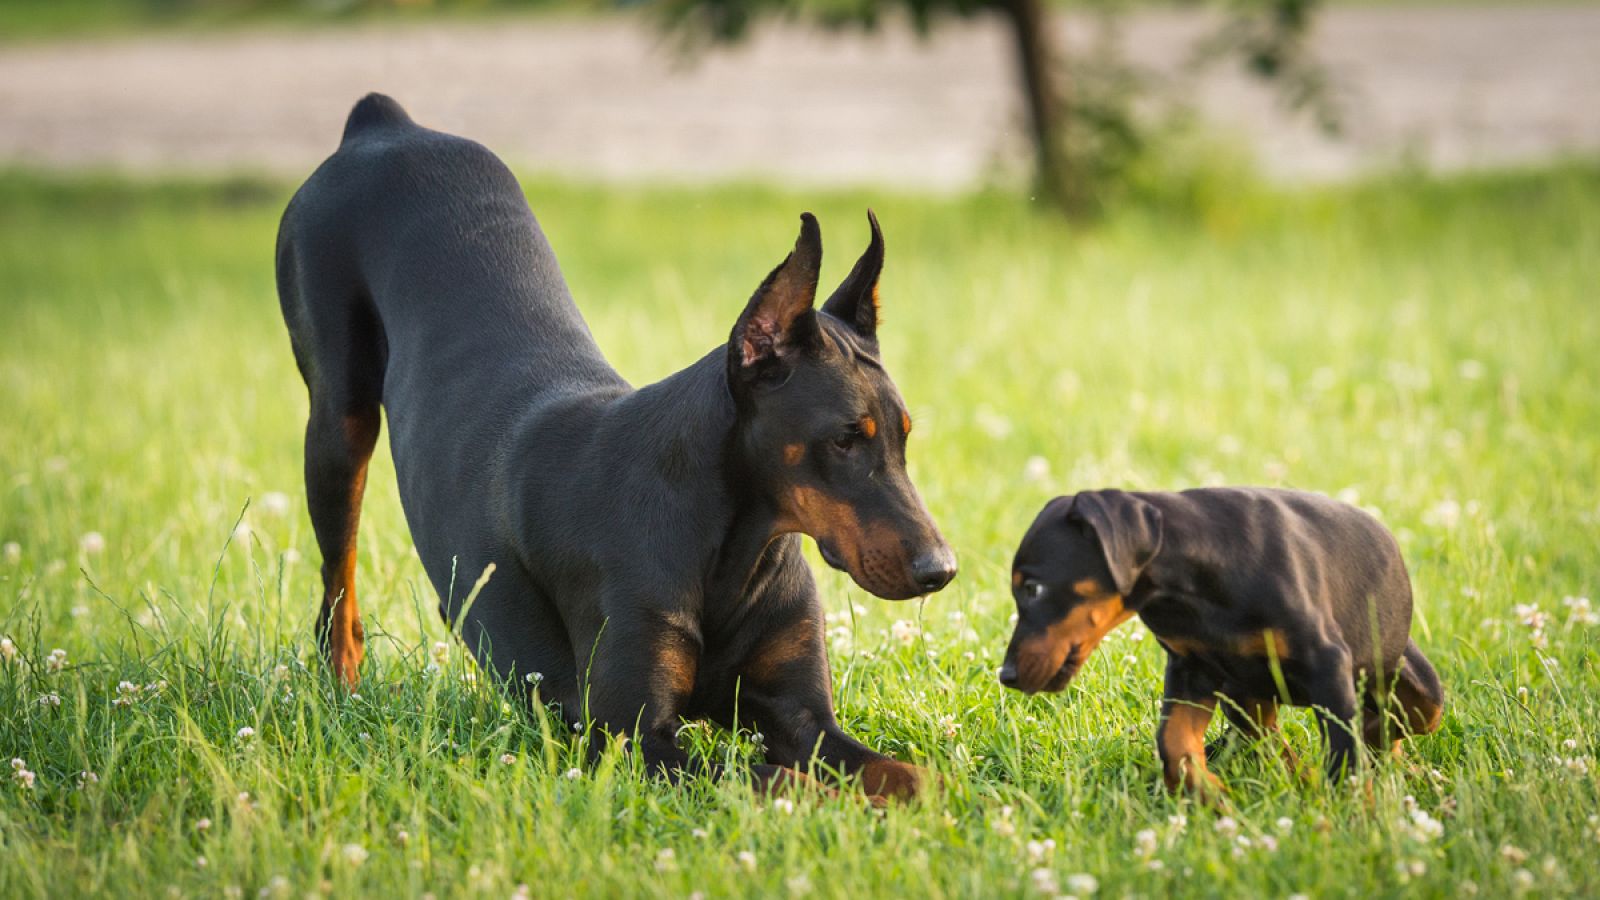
[
  {"left": 691, "top": 828, "right": 708, "bottom": 840},
  {"left": 282, "top": 548, "right": 302, "bottom": 565},
  {"left": 1025, "top": 838, "right": 1055, "bottom": 863},
  {"left": 654, "top": 848, "right": 677, "bottom": 872},
  {"left": 771, "top": 797, "right": 796, "bottom": 815},
  {"left": 1511, "top": 869, "right": 1534, "bottom": 892},
  {"left": 564, "top": 767, "right": 582, "bottom": 780},
  {"left": 1065, "top": 873, "right": 1099, "bottom": 895},
  {"left": 1563, "top": 596, "right": 1597, "bottom": 626},
  {"left": 12, "top": 760, "right": 36, "bottom": 789},
  {"left": 79, "top": 532, "right": 106, "bottom": 555},
  {"left": 78, "top": 771, "right": 99, "bottom": 787},
  {"left": 786, "top": 874, "right": 812, "bottom": 896},
  {"left": 1167, "top": 813, "right": 1187, "bottom": 833},
  {"left": 45, "top": 648, "right": 68, "bottom": 673},
  {"left": 1213, "top": 816, "right": 1239, "bottom": 837},
  {"left": 1259, "top": 835, "right": 1279, "bottom": 853},
  {"left": 1133, "top": 829, "right": 1158, "bottom": 858},
  {"left": 1404, "top": 806, "right": 1445, "bottom": 843},
  {"left": 499, "top": 753, "right": 516, "bottom": 766},
  {"left": 1028, "top": 868, "right": 1058, "bottom": 895},
  {"left": 2, "top": 542, "right": 19, "bottom": 564},
  {"left": 232, "top": 522, "right": 253, "bottom": 543},
  {"left": 195, "top": 818, "right": 212, "bottom": 832},
  {"left": 430, "top": 641, "right": 450, "bottom": 664},
  {"left": 196, "top": 856, "right": 207, "bottom": 869},
  {"left": 1275, "top": 817, "right": 1294, "bottom": 834},
  {"left": 938, "top": 714, "right": 960, "bottom": 738},
  {"left": 1512, "top": 603, "right": 1550, "bottom": 648},
  {"left": 737, "top": 850, "right": 758, "bottom": 872},
  {"left": 38, "top": 692, "right": 61, "bottom": 708},
  {"left": 1022, "top": 456, "right": 1051, "bottom": 483},
  {"left": 1422, "top": 500, "right": 1461, "bottom": 530},
  {"left": 236, "top": 726, "right": 256, "bottom": 742},
  {"left": 991, "top": 805, "right": 1017, "bottom": 838},
  {"left": 975, "top": 407, "right": 1013, "bottom": 439},
  {"left": 1500, "top": 844, "right": 1529, "bottom": 864},
  {"left": 259, "top": 492, "right": 292, "bottom": 517},
  {"left": 524, "top": 671, "right": 543, "bottom": 685},
  {"left": 341, "top": 844, "right": 368, "bottom": 867},
  {"left": 0, "top": 637, "right": 15, "bottom": 662},
  {"left": 890, "top": 619, "right": 920, "bottom": 646}
]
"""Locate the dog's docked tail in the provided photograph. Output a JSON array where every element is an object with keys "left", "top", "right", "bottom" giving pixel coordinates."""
[{"left": 342, "top": 93, "right": 413, "bottom": 144}]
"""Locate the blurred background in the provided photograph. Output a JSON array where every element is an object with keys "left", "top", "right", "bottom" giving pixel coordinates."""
[{"left": 3, "top": 0, "right": 1598, "bottom": 206}]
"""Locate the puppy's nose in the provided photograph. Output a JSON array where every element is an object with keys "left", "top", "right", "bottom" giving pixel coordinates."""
[
  {"left": 910, "top": 547, "right": 958, "bottom": 593},
  {"left": 998, "top": 661, "right": 1019, "bottom": 688}
]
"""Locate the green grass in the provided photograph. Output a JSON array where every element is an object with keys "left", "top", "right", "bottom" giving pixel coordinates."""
[{"left": 1, "top": 164, "right": 1597, "bottom": 897}]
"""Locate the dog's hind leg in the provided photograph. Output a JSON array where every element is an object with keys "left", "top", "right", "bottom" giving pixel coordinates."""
[
  {"left": 1364, "top": 640, "right": 1444, "bottom": 753},
  {"left": 304, "top": 403, "right": 380, "bottom": 688},
  {"left": 278, "top": 232, "right": 385, "bottom": 689}
]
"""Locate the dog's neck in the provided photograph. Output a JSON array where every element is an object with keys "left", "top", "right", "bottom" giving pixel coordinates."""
[
  {"left": 625, "top": 347, "right": 794, "bottom": 570},
  {"left": 1123, "top": 528, "right": 1212, "bottom": 636}
]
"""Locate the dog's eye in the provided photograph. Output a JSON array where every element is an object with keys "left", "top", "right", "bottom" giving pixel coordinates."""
[
  {"left": 831, "top": 425, "right": 862, "bottom": 452},
  {"left": 1022, "top": 580, "right": 1046, "bottom": 601}
]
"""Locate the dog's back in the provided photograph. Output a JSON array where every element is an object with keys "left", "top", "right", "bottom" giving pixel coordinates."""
[{"left": 1156, "top": 487, "right": 1414, "bottom": 668}]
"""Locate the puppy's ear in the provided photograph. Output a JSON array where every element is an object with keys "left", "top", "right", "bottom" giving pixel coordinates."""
[
  {"left": 820, "top": 209, "right": 883, "bottom": 340},
  {"left": 730, "top": 213, "right": 823, "bottom": 382},
  {"left": 1067, "top": 490, "right": 1164, "bottom": 596}
]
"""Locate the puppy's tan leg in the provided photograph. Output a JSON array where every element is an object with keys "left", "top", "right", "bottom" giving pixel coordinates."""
[{"left": 1158, "top": 697, "right": 1225, "bottom": 800}]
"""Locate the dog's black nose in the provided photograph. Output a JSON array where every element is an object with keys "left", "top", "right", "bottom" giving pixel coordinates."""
[
  {"left": 910, "top": 548, "right": 958, "bottom": 593},
  {"left": 998, "top": 661, "right": 1019, "bottom": 688}
]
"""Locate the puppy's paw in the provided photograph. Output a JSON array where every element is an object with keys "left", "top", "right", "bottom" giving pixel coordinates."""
[{"left": 859, "top": 758, "right": 932, "bottom": 803}]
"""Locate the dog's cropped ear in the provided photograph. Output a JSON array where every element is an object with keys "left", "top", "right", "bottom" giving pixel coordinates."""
[
  {"left": 730, "top": 213, "right": 824, "bottom": 380},
  {"left": 820, "top": 209, "right": 883, "bottom": 340},
  {"left": 1067, "top": 490, "right": 1164, "bottom": 596}
]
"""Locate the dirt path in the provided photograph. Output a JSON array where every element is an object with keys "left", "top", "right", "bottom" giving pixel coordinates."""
[{"left": 1, "top": 6, "right": 1596, "bottom": 186}]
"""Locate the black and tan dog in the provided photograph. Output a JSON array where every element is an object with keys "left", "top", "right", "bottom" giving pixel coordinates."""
[
  {"left": 1000, "top": 488, "right": 1443, "bottom": 797},
  {"left": 276, "top": 94, "right": 956, "bottom": 800}
]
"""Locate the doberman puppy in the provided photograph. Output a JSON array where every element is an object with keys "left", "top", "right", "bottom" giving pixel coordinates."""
[
  {"left": 999, "top": 488, "right": 1444, "bottom": 798},
  {"left": 275, "top": 94, "right": 957, "bottom": 800}
]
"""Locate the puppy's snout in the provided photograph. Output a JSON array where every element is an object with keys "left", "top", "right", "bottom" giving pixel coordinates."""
[
  {"left": 910, "top": 546, "right": 958, "bottom": 594},
  {"left": 997, "top": 660, "right": 1019, "bottom": 689}
]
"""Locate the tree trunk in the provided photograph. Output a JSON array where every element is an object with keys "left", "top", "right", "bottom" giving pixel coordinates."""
[{"left": 998, "top": 0, "right": 1079, "bottom": 216}]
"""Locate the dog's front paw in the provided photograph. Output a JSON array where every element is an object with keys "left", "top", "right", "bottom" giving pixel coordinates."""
[{"left": 859, "top": 758, "right": 933, "bottom": 803}]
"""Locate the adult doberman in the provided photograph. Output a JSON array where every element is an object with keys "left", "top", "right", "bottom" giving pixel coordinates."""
[{"left": 275, "top": 94, "right": 957, "bottom": 800}]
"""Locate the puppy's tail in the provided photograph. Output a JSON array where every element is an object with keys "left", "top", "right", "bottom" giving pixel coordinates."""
[{"left": 342, "top": 93, "right": 413, "bottom": 144}]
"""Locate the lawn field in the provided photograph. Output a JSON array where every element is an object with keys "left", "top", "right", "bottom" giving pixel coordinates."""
[{"left": 1, "top": 166, "right": 1597, "bottom": 897}]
